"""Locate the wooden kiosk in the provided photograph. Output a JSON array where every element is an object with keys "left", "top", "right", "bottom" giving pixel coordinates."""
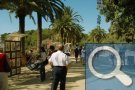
[{"left": 4, "top": 33, "right": 27, "bottom": 76}]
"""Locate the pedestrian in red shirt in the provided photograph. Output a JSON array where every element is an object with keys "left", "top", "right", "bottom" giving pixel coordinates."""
[{"left": 0, "top": 48, "right": 11, "bottom": 90}]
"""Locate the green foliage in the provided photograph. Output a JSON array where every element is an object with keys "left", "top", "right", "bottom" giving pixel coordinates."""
[
  {"left": 33, "top": 0, "right": 64, "bottom": 51},
  {"left": 0, "top": 33, "right": 10, "bottom": 42},
  {"left": 51, "top": 6, "right": 84, "bottom": 44},
  {"left": 79, "top": 33, "right": 88, "bottom": 45},
  {"left": 25, "top": 29, "right": 52, "bottom": 49},
  {"left": 99, "top": 0, "right": 135, "bottom": 30},
  {"left": 42, "top": 29, "right": 52, "bottom": 39},
  {"left": 88, "top": 26, "right": 106, "bottom": 43},
  {"left": 34, "top": 0, "right": 64, "bottom": 22},
  {"left": 102, "top": 33, "right": 124, "bottom": 43},
  {"left": 96, "top": 0, "right": 135, "bottom": 43}
]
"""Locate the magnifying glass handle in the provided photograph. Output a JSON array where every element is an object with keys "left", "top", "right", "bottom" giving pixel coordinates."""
[{"left": 115, "top": 71, "right": 132, "bottom": 86}]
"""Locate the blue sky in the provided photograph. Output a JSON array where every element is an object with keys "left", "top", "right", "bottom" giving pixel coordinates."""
[{"left": 0, "top": 0, "right": 110, "bottom": 35}]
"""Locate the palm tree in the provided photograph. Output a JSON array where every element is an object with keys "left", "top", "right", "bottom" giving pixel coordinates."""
[
  {"left": 1, "top": 0, "right": 64, "bottom": 54},
  {"left": 0, "top": 0, "right": 13, "bottom": 10},
  {"left": 66, "top": 23, "right": 84, "bottom": 44},
  {"left": 51, "top": 6, "right": 83, "bottom": 44},
  {"left": 7, "top": 0, "right": 38, "bottom": 54},
  {"left": 64, "top": 6, "right": 82, "bottom": 23},
  {"left": 0, "top": 1, "right": 31, "bottom": 54},
  {"left": 89, "top": 26, "right": 106, "bottom": 43},
  {"left": 32, "top": 0, "right": 64, "bottom": 52},
  {"left": 74, "top": 24, "right": 84, "bottom": 44}
]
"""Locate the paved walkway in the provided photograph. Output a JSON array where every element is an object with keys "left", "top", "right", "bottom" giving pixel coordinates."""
[{"left": 8, "top": 57, "right": 85, "bottom": 90}]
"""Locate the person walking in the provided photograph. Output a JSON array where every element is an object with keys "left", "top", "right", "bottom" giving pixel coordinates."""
[
  {"left": 81, "top": 46, "right": 85, "bottom": 65},
  {"left": 39, "top": 46, "right": 47, "bottom": 82},
  {"left": 0, "top": 48, "right": 11, "bottom": 90},
  {"left": 49, "top": 44, "right": 69, "bottom": 90},
  {"left": 79, "top": 46, "right": 82, "bottom": 63},
  {"left": 74, "top": 45, "right": 79, "bottom": 63}
]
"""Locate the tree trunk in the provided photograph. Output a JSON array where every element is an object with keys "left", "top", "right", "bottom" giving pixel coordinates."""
[
  {"left": 61, "top": 30, "right": 64, "bottom": 44},
  {"left": 63, "top": 33, "right": 66, "bottom": 44},
  {"left": 37, "top": 13, "right": 42, "bottom": 52},
  {"left": 19, "top": 15, "right": 25, "bottom": 54}
]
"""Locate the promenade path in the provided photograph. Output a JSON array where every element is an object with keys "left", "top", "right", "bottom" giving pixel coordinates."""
[{"left": 8, "top": 57, "right": 85, "bottom": 90}]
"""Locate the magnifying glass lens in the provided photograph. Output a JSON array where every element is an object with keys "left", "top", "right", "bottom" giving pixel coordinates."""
[{"left": 93, "top": 50, "right": 117, "bottom": 74}]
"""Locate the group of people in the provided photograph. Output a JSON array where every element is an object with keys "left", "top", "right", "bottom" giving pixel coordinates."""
[
  {"left": 48, "top": 44, "right": 85, "bottom": 90},
  {"left": 39, "top": 44, "right": 58, "bottom": 82},
  {"left": 26, "top": 44, "right": 70, "bottom": 90},
  {"left": 74, "top": 45, "right": 85, "bottom": 64},
  {"left": 25, "top": 45, "right": 56, "bottom": 82},
  {"left": 26, "top": 44, "right": 85, "bottom": 90},
  {"left": 1, "top": 44, "right": 86, "bottom": 90}
]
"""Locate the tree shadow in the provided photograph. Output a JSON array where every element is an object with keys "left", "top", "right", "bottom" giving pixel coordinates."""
[
  {"left": 8, "top": 60, "right": 85, "bottom": 90},
  {"left": 66, "top": 61, "right": 85, "bottom": 89},
  {"left": 8, "top": 67, "right": 52, "bottom": 90}
]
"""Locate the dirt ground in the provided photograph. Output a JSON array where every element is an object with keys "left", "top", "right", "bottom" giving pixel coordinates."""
[{"left": 8, "top": 57, "right": 85, "bottom": 90}]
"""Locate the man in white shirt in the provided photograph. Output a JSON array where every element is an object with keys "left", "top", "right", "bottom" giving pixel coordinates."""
[{"left": 49, "top": 44, "right": 69, "bottom": 90}]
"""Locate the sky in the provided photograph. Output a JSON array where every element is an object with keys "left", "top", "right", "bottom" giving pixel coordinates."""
[{"left": 0, "top": 0, "right": 110, "bottom": 35}]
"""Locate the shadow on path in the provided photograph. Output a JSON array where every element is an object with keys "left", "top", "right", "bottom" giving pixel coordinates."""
[{"left": 8, "top": 58, "right": 85, "bottom": 90}]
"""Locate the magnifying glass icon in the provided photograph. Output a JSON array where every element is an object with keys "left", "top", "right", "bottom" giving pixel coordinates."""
[{"left": 88, "top": 46, "right": 132, "bottom": 86}]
